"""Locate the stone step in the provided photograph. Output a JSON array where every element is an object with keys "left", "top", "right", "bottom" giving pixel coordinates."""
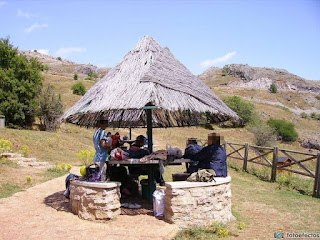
[
  {"left": 0, "top": 152, "right": 23, "bottom": 158},
  {"left": 17, "top": 161, "right": 50, "bottom": 168},
  {"left": 8, "top": 157, "right": 37, "bottom": 162}
]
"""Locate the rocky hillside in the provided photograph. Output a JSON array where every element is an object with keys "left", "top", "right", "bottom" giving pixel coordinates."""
[
  {"left": 199, "top": 64, "right": 320, "bottom": 94},
  {"left": 19, "top": 50, "right": 109, "bottom": 77}
]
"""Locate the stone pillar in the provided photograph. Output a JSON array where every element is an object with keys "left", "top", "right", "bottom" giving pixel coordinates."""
[
  {"left": 164, "top": 176, "right": 232, "bottom": 228},
  {"left": 69, "top": 180, "right": 121, "bottom": 221}
]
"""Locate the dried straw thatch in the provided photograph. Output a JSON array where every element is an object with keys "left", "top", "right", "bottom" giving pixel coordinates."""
[{"left": 60, "top": 36, "right": 239, "bottom": 128}]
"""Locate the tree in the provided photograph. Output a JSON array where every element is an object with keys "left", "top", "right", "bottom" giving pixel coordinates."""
[
  {"left": 71, "top": 82, "right": 86, "bottom": 96},
  {"left": 36, "top": 84, "right": 64, "bottom": 131},
  {"left": 223, "top": 96, "right": 258, "bottom": 126},
  {"left": 250, "top": 121, "right": 276, "bottom": 146},
  {"left": 0, "top": 37, "right": 43, "bottom": 128},
  {"left": 270, "top": 83, "right": 278, "bottom": 93},
  {"left": 73, "top": 73, "right": 78, "bottom": 80}
]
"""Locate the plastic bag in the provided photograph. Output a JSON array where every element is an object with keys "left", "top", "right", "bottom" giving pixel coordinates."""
[
  {"left": 110, "top": 148, "right": 129, "bottom": 161},
  {"left": 153, "top": 189, "right": 165, "bottom": 217}
]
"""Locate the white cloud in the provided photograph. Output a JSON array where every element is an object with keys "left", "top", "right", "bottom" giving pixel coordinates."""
[
  {"left": 24, "top": 23, "right": 48, "bottom": 33},
  {"left": 0, "top": 1, "right": 7, "bottom": 7},
  {"left": 17, "top": 9, "right": 34, "bottom": 18},
  {"left": 55, "top": 47, "right": 86, "bottom": 57},
  {"left": 200, "top": 51, "right": 237, "bottom": 68},
  {"left": 37, "top": 49, "right": 50, "bottom": 55}
]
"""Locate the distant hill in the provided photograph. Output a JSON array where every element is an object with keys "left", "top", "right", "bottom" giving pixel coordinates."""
[
  {"left": 199, "top": 64, "right": 320, "bottom": 94},
  {"left": 19, "top": 50, "right": 110, "bottom": 77}
]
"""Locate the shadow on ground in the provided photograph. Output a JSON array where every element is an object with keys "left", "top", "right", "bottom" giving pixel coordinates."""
[{"left": 44, "top": 191, "right": 71, "bottom": 212}]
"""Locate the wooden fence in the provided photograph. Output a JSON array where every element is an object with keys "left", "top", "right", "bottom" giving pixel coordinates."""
[{"left": 224, "top": 142, "right": 320, "bottom": 198}]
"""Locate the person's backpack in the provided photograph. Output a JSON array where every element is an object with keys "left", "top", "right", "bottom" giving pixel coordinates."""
[
  {"left": 86, "top": 163, "right": 101, "bottom": 182},
  {"left": 63, "top": 174, "right": 79, "bottom": 198}
]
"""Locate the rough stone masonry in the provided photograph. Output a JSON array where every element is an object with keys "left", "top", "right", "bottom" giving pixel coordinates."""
[
  {"left": 69, "top": 180, "right": 121, "bottom": 221},
  {"left": 164, "top": 177, "right": 232, "bottom": 228}
]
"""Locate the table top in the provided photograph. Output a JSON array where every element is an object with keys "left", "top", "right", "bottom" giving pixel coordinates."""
[{"left": 108, "top": 158, "right": 192, "bottom": 165}]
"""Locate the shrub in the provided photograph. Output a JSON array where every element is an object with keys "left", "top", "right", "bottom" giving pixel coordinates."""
[
  {"left": 311, "top": 112, "right": 320, "bottom": 120},
  {"left": 0, "top": 139, "right": 12, "bottom": 153},
  {"left": 270, "top": 83, "right": 278, "bottom": 93},
  {"left": 237, "top": 221, "right": 246, "bottom": 230},
  {"left": 71, "top": 82, "right": 86, "bottom": 96},
  {"left": 57, "top": 57, "right": 62, "bottom": 61},
  {"left": 315, "top": 95, "right": 320, "bottom": 100},
  {"left": 88, "top": 71, "right": 99, "bottom": 79},
  {"left": 21, "top": 145, "right": 30, "bottom": 157},
  {"left": 0, "top": 37, "right": 43, "bottom": 128},
  {"left": 300, "top": 112, "right": 308, "bottom": 118},
  {"left": 26, "top": 176, "right": 32, "bottom": 183},
  {"left": 223, "top": 96, "right": 258, "bottom": 126},
  {"left": 249, "top": 122, "right": 276, "bottom": 146},
  {"left": 42, "top": 65, "right": 50, "bottom": 71},
  {"left": 268, "top": 119, "right": 298, "bottom": 142},
  {"left": 77, "top": 150, "right": 95, "bottom": 165},
  {"left": 36, "top": 84, "right": 64, "bottom": 131},
  {"left": 73, "top": 73, "right": 78, "bottom": 80}
]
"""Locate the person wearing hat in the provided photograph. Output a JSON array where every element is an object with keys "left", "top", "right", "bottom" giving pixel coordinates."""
[{"left": 93, "top": 119, "right": 112, "bottom": 181}]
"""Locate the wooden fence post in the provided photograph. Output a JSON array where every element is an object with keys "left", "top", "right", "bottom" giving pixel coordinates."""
[
  {"left": 313, "top": 154, "right": 320, "bottom": 198},
  {"left": 271, "top": 146, "right": 278, "bottom": 182},
  {"left": 243, "top": 143, "right": 249, "bottom": 172}
]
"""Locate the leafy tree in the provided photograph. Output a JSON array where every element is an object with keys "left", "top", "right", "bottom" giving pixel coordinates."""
[
  {"left": 223, "top": 96, "right": 258, "bottom": 126},
  {"left": 36, "top": 84, "right": 64, "bottom": 131},
  {"left": 0, "top": 37, "right": 43, "bottom": 128},
  {"left": 270, "top": 83, "right": 278, "bottom": 93},
  {"left": 71, "top": 82, "right": 86, "bottom": 96},
  {"left": 268, "top": 119, "right": 298, "bottom": 142}
]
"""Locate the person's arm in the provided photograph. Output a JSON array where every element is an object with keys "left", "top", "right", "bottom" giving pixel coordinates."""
[{"left": 100, "top": 139, "right": 112, "bottom": 151}]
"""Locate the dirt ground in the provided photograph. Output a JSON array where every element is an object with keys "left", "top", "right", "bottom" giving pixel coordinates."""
[{"left": 0, "top": 171, "right": 179, "bottom": 240}]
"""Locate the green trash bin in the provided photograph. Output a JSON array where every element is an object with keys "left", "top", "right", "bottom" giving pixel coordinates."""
[{"left": 141, "top": 180, "right": 156, "bottom": 201}]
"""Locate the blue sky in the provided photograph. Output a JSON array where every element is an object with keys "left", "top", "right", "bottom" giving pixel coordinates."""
[{"left": 0, "top": 0, "right": 319, "bottom": 80}]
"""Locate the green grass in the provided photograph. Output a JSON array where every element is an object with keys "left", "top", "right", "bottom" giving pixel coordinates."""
[{"left": 0, "top": 183, "right": 24, "bottom": 198}]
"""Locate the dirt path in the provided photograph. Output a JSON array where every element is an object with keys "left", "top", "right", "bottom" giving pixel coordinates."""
[{"left": 0, "top": 171, "right": 178, "bottom": 240}]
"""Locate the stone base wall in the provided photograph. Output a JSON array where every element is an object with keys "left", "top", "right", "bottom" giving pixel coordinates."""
[
  {"left": 164, "top": 177, "right": 232, "bottom": 228},
  {"left": 69, "top": 181, "right": 121, "bottom": 221}
]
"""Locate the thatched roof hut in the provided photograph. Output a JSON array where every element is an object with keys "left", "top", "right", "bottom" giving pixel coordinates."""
[{"left": 61, "top": 36, "right": 239, "bottom": 128}]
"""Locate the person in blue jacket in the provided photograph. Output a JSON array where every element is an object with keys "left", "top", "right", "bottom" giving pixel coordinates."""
[{"left": 194, "top": 134, "right": 227, "bottom": 177}]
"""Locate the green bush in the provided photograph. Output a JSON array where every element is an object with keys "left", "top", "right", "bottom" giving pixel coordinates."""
[
  {"left": 311, "top": 112, "right": 320, "bottom": 120},
  {"left": 270, "top": 83, "right": 278, "bottom": 93},
  {"left": 71, "top": 82, "right": 87, "bottom": 96},
  {"left": 0, "top": 37, "right": 43, "bottom": 128},
  {"left": 57, "top": 57, "right": 62, "bottom": 61},
  {"left": 73, "top": 73, "right": 78, "bottom": 80},
  {"left": 300, "top": 112, "right": 308, "bottom": 118},
  {"left": 223, "top": 96, "right": 258, "bottom": 126},
  {"left": 88, "top": 71, "right": 99, "bottom": 79},
  {"left": 268, "top": 119, "right": 298, "bottom": 142}
]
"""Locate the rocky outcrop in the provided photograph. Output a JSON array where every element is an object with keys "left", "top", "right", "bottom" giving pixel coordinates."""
[
  {"left": 0, "top": 152, "right": 50, "bottom": 168},
  {"left": 69, "top": 180, "right": 121, "bottom": 221},
  {"left": 300, "top": 138, "right": 320, "bottom": 151},
  {"left": 199, "top": 64, "right": 320, "bottom": 94},
  {"left": 164, "top": 177, "right": 233, "bottom": 228}
]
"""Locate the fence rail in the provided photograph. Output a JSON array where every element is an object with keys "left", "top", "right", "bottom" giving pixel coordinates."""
[{"left": 224, "top": 142, "right": 320, "bottom": 198}]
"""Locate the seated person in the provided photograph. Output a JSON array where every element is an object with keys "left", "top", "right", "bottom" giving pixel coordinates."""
[
  {"left": 127, "top": 135, "right": 149, "bottom": 158},
  {"left": 127, "top": 135, "right": 164, "bottom": 185},
  {"left": 111, "top": 132, "right": 121, "bottom": 149},
  {"left": 193, "top": 133, "right": 227, "bottom": 177},
  {"left": 183, "top": 138, "right": 203, "bottom": 173}
]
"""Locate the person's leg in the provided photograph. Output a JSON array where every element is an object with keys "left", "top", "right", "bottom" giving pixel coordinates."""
[{"left": 98, "top": 161, "right": 107, "bottom": 181}]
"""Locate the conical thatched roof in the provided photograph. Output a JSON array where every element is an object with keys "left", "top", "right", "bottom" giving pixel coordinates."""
[{"left": 61, "top": 36, "right": 239, "bottom": 128}]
